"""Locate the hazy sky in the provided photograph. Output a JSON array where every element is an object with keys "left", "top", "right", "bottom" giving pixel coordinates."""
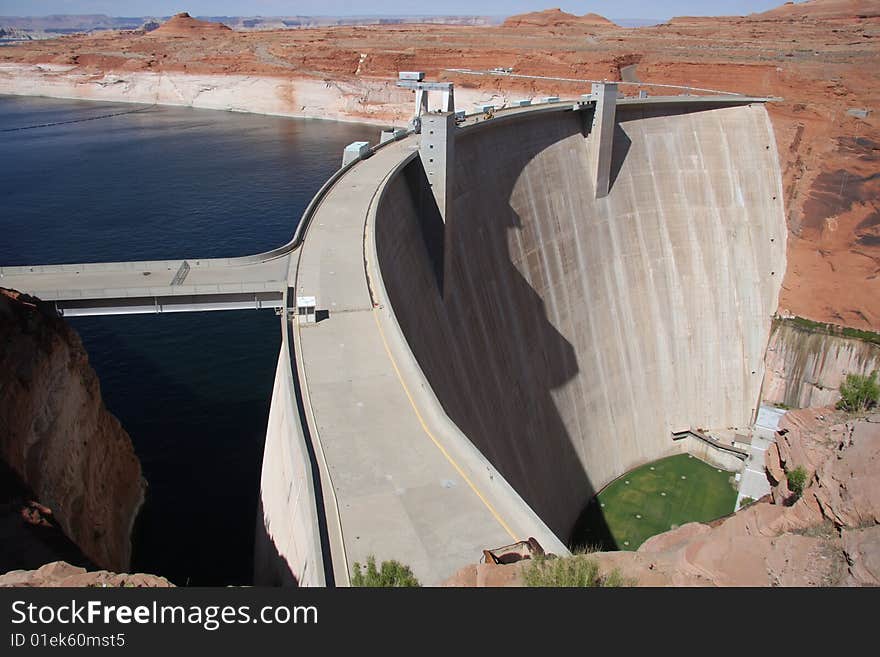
[{"left": 0, "top": 1, "right": 797, "bottom": 20}]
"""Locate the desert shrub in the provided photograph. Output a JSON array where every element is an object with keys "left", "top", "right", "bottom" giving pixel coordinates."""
[
  {"left": 837, "top": 371, "right": 879, "bottom": 413},
  {"left": 521, "top": 555, "right": 629, "bottom": 587},
  {"left": 786, "top": 466, "right": 808, "bottom": 499},
  {"left": 351, "top": 556, "right": 420, "bottom": 587}
]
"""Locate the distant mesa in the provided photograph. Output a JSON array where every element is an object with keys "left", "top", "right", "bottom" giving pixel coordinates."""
[
  {"left": 754, "top": 0, "right": 880, "bottom": 19},
  {"left": 503, "top": 8, "right": 617, "bottom": 29},
  {"left": 150, "top": 11, "right": 232, "bottom": 36},
  {"left": 667, "top": 0, "right": 880, "bottom": 24}
]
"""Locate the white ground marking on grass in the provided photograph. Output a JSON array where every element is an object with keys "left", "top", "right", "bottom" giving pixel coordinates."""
[{"left": 681, "top": 475, "right": 687, "bottom": 479}]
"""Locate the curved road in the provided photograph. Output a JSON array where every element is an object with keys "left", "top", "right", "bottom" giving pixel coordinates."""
[{"left": 292, "top": 135, "right": 568, "bottom": 586}]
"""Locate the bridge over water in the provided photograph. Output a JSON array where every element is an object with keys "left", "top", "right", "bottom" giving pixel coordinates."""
[{"left": 3, "top": 90, "right": 786, "bottom": 586}]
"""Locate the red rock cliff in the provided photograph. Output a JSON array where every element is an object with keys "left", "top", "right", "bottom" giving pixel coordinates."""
[{"left": 0, "top": 289, "right": 145, "bottom": 572}]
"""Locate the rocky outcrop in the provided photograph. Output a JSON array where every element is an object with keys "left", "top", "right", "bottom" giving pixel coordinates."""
[
  {"left": 502, "top": 9, "right": 616, "bottom": 29},
  {"left": 762, "top": 321, "right": 880, "bottom": 408},
  {"left": 150, "top": 12, "right": 231, "bottom": 36},
  {"left": 0, "top": 289, "right": 145, "bottom": 572},
  {"left": 755, "top": 0, "right": 880, "bottom": 20},
  {"left": 447, "top": 408, "right": 880, "bottom": 586},
  {"left": 842, "top": 525, "right": 880, "bottom": 585},
  {"left": 0, "top": 26, "right": 31, "bottom": 40},
  {"left": 768, "top": 409, "right": 880, "bottom": 525},
  {"left": 0, "top": 561, "right": 171, "bottom": 587},
  {"left": 1, "top": 463, "right": 95, "bottom": 574}
]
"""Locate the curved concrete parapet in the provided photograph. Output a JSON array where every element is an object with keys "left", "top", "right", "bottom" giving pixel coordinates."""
[
  {"left": 374, "top": 99, "right": 786, "bottom": 540},
  {"left": 293, "top": 134, "right": 568, "bottom": 586},
  {"left": 255, "top": 311, "right": 326, "bottom": 587}
]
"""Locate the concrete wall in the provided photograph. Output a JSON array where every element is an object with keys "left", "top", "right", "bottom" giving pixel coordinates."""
[
  {"left": 763, "top": 322, "right": 880, "bottom": 409},
  {"left": 375, "top": 102, "right": 786, "bottom": 541},
  {"left": 678, "top": 437, "right": 747, "bottom": 473},
  {"left": 254, "top": 319, "right": 324, "bottom": 587}
]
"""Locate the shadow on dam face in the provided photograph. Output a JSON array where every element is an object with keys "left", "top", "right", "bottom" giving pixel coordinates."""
[
  {"left": 401, "top": 158, "right": 446, "bottom": 296},
  {"left": 375, "top": 102, "right": 785, "bottom": 547},
  {"left": 376, "top": 115, "right": 613, "bottom": 545}
]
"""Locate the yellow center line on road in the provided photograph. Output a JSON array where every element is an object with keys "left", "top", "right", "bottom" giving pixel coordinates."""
[{"left": 370, "top": 308, "right": 519, "bottom": 543}]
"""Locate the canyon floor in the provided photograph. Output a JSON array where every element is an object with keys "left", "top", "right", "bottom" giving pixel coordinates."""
[
  {"left": 1, "top": 2, "right": 879, "bottom": 330},
  {"left": 448, "top": 407, "right": 880, "bottom": 587}
]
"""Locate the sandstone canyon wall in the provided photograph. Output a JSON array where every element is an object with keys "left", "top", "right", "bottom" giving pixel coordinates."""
[
  {"left": 0, "top": 289, "right": 145, "bottom": 572},
  {"left": 763, "top": 321, "right": 880, "bottom": 408},
  {"left": 0, "top": 63, "right": 415, "bottom": 127}
]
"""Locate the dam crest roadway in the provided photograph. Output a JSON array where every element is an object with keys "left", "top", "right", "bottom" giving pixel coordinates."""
[{"left": 1, "top": 88, "right": 787, "bottom": 586}]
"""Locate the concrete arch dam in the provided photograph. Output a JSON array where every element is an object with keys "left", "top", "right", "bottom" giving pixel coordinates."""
[
  {"left": 2, "top": 93, "right": 787, "bottom": 586},
  {"left": 373, "top": 100, "right": 786, "bottom": 542}
]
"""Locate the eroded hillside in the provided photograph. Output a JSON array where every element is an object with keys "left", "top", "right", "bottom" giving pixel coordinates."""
[{"left": 0, "top": 2, "right": 877, "bottom": 329}]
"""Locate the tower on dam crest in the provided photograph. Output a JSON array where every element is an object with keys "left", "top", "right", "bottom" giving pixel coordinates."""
[{"left": 587, "top": 82, "right": 618, "bottom": 198}]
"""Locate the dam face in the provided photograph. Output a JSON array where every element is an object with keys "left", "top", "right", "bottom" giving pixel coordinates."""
[{"left": 375, "top": 102, "right": 786, "bottom": 540}]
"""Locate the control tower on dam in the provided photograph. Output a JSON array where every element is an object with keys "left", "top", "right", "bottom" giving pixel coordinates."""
[{"left": 371, "top": 94, "right": 786, "bottom": 544}]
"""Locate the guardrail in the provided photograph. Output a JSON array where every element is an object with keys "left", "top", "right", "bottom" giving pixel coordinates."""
[
  {"left": 1, "top": 91, "right": 773, "bottom": 282},
  {"left": 8, "top": 280, "right": 285, "bottom": 301},
  {"left": 671, "top": 429, "right": 749, "bottom": 459},
  {"left": 286, "top": 127, "right": 414, "bottom": 251},
  {"left": 444, "top": 68, "right": 753, "bottom": 97},
  {"left": 3, "top": 89, "right": 772, "bottom": 279}
]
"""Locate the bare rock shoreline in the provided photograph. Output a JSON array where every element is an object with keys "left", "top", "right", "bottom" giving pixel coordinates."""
[{"left": 0, "top": 63, "right": 519, "bottom": 128}]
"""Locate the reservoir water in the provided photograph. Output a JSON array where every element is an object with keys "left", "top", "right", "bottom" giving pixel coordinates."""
[{"left": 0, "top": 95, "right": 377, "bottom": 585}]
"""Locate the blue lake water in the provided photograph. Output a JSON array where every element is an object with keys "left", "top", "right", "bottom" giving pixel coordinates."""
[{"left": 0, "top": 95, "right": 377, "bottom": 585}]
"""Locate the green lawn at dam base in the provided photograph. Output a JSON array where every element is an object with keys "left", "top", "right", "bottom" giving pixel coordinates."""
[{"left": 574, "top": 454, "right": 738, "bottom": 551}]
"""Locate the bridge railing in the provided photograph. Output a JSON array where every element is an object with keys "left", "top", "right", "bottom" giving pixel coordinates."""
[
  {"left": 0, "top": 256, "right": 270, "bottom": 276},
  {"left": 285, "top": 126, "right": 414, "bottom": 252},
  {"left": 3, "top": 93, "right": 773, "bottom": 280},
  {"left": 443, "top": 68, "right": 756, "bottom": 97},
  {"left": 9, "top": 280, "right": 286, "bottom": 301}
]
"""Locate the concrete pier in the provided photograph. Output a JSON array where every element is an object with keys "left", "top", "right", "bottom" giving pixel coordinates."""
[
  {"left": 588, "top": 82, "right": 618, "bottom": 198},
  {"left": 418, "top": 112, "right": 456, "bottom": 225}
]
